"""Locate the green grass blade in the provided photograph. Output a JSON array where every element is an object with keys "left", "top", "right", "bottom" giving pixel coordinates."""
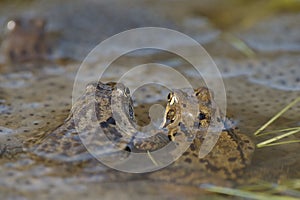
[
  {"left": 200, "top": 184, "right": 299, "bottom": 200},
  {"left": 257, "top": 139, "right": 300, "bottom": 148},
  {"left": 257, "top": 127, "right": 300, "bottom": 136},
  {"left": 257, "top": 129, "right": 300, "bottom": 148},
  {"left": 254, "top": 97, "right": 300, "bottom": 136}
]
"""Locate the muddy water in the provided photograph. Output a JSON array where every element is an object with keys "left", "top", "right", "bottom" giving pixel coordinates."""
[{"left": 0, "top": 0, "right": 300, "bottom": 199}]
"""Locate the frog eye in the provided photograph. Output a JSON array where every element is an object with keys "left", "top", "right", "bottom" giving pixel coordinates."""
[
  {"left": 167, "top": 93, "right": 172, "bottom": 101},
  {"left": 169, "top": 96, "right": 178, "bottom": 105},
  {"left": 124, "top": 87, "right": 130, "bottom": 97}
]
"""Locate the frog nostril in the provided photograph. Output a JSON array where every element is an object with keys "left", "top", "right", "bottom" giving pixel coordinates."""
[
  {"left": 124, "top": 145, "right": 131, "bottom": 152},
  {"left": 167, "top": 93, "right": 171, "bottom": 101}
]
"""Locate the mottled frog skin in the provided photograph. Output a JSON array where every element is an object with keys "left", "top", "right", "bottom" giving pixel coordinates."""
[
  {"left": 150, "top": 87, "right": 255, "bottom": 185},
  {"left": 31, "top": 82, "right": 169, "bottom": 162},
  {"left": 2, "top": 18, "right": 49, "bottom": 63},
  {"left": 30, "top": 81, "right": 254, "bottom": 185}
]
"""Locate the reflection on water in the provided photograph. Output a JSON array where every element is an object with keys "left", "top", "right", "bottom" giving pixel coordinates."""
[{"left": 0, "top": 0, "right": 299, "bottom": 199}]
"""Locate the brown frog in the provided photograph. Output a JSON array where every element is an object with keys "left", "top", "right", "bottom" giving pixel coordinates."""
[
  {"left": 29, "top": 81, "right": 254, "bottom": 185},
  {"left": 29, "top": 81, "right": 169, "bottom": 163},
  {"left": 2, "top": 17, "right": 50, "bottom": 63},
  {"left": 149, "top": 87, "right": 255, "bottom": 185}
]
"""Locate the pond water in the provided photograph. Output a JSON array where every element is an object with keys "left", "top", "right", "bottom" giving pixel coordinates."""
[{"left": 0, "top": 0, "right": 299, "bottom": 199}]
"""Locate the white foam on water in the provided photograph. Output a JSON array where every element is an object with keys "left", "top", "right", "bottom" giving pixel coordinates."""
[
  {"left": 21, "top": 102, "right": 42, "bottom": 109},
  {"left": 42, "top": 65, "right": 66, "bottom": 76},
  {"left": 0, "top": 126, "right": 15, "bottom": 135},
  {"left": 0, "top": 104, "right": 10, "bottom": 113},
  {"left": 0, "top": 71, "right": 34, "bottom": 88}
]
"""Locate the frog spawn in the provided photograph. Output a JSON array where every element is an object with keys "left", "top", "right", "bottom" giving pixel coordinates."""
[
  {"left": 0, "top": 71, "right": 296, "bottom": 198},
  {"left": 225, "top": 76, "right": 300, "bottom": 133},
  {"left": 0, "top": 46, "right": 298, "bottom": 194},
  {"left": 0, "top": 75, "right": 73, "bottom": 158},
  {"left": 0, "top": 1, "right": 298, "bottom": 199},
  {"left": 0, "top": 64, "right": 296, "bottom": 194}
]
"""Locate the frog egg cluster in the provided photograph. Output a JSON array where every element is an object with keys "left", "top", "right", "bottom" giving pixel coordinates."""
[
  {"left": 0, "top": 74, "right": 73, "bottom": 150},
  {"left": 249, "top": 55, "right": 300, "bottom": 91},
  {"left": 224, "top": 76, "right": 300, "bottom": 131}
]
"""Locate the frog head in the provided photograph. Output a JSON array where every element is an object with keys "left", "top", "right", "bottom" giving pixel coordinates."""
[{"left": 162, "top": 89, "right": 199, "bottom": 141}]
